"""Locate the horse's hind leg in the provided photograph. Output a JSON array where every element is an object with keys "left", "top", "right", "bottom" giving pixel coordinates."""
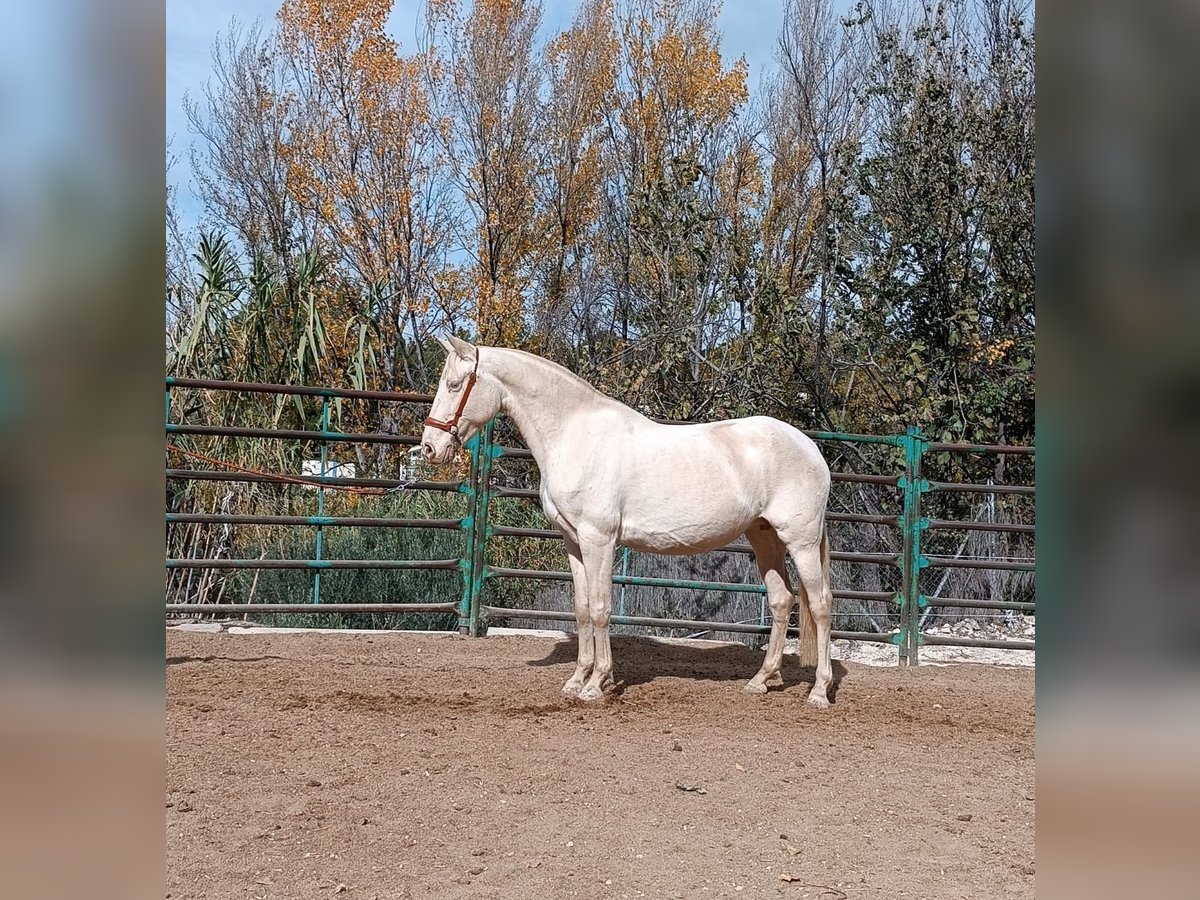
[
  {"left": 744, "top": 523, "right": 794, "bottom": 694},
  {"left": 783, "top": 528, "right": 834, "bottom": 708}
]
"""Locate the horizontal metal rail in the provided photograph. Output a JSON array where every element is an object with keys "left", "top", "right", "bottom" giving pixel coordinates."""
[
  {"left": 496, "top": 436, "right": 906, "bottom": 460},
  {"left": 167, "top": 469, "right": 464, "bottom": 493},
  {"left": 829, "top": 589, "right": 897, "bottom": 602},
  {"left": 489, "top": 525, "right": 564, "bottom": 540},
  {"left": 481, "top": 606, "right": 899, "bottom": 643},
  {"left": 485, "top": 566, "right": 891, "bottom": 602},
  {"left": 833, "top": 551, "right": 898, "bottom": 565},
  {"left": 167, "top": 513, "right": 463, "bottom": 529},
  {"left": 488, "top": 566, "right": 766, "bottom": 594},
  {"left": 923, "top": 596, "right": 1036, "bottom": 611},
  {"left": 923, "top": 556, "right": 1035, "bottom": 572},
  {"left": 166, "top": 558, "right": 461, "bottom": 570},
  {"left": 924, "top": 518, "right": 1035, "bottom": 534},
  {"left": 167, "top": 602, "right": 458, "bottom": 615},
  {"left": 834, "top": 472, "right": 900, "bottom": 485},
  {"left": 803, "top": 430, "right": 905, "bottom": 445},
  {"left": 167, "top": 377, "right": 433, "bottom": 404},
  {"left": 490, "top": 511, "right": 899, "bottom": 543},
  {"left": 829, "top": 512, "right": 900, "bottom": 526},
  {"left": 496, "top": 435, "right": 1034, "bottom": 459},
  {"left": 168, "top": 423, "right": 417, "bottom": 445},
  {"left": 928, "top": 481, "right": 1035, "bottom": 495},
  {"left": 492, "top": 472, "right": 897, "bottom": 502},
  {"left": 921, "top": 633, "right": 1035, "bottom": 650},
  {"left": 491, "top": 486, "right": 539, "bottom": 500},
  {"left": 487, "top": 527, "right": 898, "bottom": 565},
  {"left": 925, "top": 441, "right": 1035, "bottom": 455}
]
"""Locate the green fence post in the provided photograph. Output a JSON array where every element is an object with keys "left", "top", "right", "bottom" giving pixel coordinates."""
[
  {"left": 898, "top": 426, "right": 929, "bottom": 665},
  {"left": 467, "top": 420, "right": 496, "bottom": 637},
  {"left": 458, "top": 419, "right": 496, "bottom": 636},
  {"left": 458, "top": 432, "right": 482, "bottom": 635},
  {"left": 312, "top": 397, "right": 330, "bottom": 605},
  {"left": 617, "top": 546, "right": 631, "bottom": 617}
]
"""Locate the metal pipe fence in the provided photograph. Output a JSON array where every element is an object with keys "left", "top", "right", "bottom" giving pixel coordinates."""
[{"left": 165, "top": 377, "right": 1035, "bottom": 663}]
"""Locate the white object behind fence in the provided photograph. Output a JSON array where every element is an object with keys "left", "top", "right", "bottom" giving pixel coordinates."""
[{"left": 301, "top": 460, "right": 356, "bottom": 487}]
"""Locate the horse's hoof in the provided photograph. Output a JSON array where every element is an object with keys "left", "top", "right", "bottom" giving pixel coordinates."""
[
  {"left": 562, "top": 681, "right": 582, "bottom": 697},
  {"left": 807, "top": 693, "right": 830, "bottom": 709},
  {"left": 578, "top": 684, "right": 603, "bottom": 701},
  {"left": 744, "top": 680, "right": 767, "bottom": 695}
]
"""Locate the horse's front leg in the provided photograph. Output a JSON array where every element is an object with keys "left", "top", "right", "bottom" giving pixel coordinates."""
[
  {"left": 561, "top": 538, "right": 593, "bottom": 696},
  {"left": 578, "top": 534, "right": 616, "bottom": 701}
]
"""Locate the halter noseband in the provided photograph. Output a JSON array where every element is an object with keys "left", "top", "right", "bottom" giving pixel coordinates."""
[{"left": 423, "top": 352, "right": 480, "bottom": 438}]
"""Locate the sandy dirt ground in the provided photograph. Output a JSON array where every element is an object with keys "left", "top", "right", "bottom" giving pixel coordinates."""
[{"left": 166, "top": 629, "right": 1034, "bottom": 900}]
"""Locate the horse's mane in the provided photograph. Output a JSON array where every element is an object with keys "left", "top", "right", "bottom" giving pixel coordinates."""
[{"left": 490, "top": 346, "right": 607, "bottom": 400}]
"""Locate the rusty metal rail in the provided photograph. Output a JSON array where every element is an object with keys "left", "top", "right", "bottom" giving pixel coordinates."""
[
  {"left": 167, "top": 513, "right": 463, "bottom": 529},
  {"left": 168, "top": 423, "right": 420, "bottom": 445},
  {"left": 166, "top": 602, "right": 458, "bottom": 615}
]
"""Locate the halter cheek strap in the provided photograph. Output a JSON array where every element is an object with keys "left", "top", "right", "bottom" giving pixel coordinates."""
[{"left": 423, "top": 352, "right": 480, "bottom": 437}]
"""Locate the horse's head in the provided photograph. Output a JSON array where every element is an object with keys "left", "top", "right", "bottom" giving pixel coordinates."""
[{"left": 420, "top": 336, "right": 499, "bottom": 463}]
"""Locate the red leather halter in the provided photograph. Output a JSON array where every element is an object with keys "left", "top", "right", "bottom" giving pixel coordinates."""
[{"left": 423, "top": 352, "right": 479, "bottom": 437}]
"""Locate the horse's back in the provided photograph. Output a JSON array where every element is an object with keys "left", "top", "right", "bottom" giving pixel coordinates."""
[
  {"left": 600, "top": 415, "right": 829, "bottom": 553},
  {"left": 685, "top": 416, "right": 828, "bottom": 479}
]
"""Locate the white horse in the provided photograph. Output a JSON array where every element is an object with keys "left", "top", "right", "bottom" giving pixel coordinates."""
[{"left": 421, "top": 337, "right": 834, "bottom": 707}]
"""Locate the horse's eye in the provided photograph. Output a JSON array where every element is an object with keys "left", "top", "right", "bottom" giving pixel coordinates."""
[{"left": 448, "top": 379, "right": 463, "bottom": 391}]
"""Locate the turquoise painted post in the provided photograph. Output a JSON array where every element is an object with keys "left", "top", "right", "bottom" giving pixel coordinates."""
[
  {"left": 898, "top": 427, "right": 929, "bottom": 665},
  {"left": 617, "top": 546, "right": 630, "bottom": 617},
  {"left": 467, "top": 420, "right": 496, "bottom": 636},
  {"left": 312, "top": 397, "right": 329, "bottom": 605},
  {"left": 458, "top": 421, "right": 496, "bottom": 636},
  {"left": 458, "top": 432, "right": 481, "bottom": 634}
]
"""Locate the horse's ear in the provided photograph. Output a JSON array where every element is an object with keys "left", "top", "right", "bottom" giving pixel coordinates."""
[
  {"left": 437, "top": 336, "right": 455, "bottom": 354},
  {"left": 447, "top": 335, "right": 477, "bottom": 362}
]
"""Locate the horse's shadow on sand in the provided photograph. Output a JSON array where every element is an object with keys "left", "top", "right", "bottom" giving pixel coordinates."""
[
  {"left": 167, "top": 654, "right": 292, "bottom": 666},
  {"left": 526, "top": 634, "right": 847, "bottom": 702}
]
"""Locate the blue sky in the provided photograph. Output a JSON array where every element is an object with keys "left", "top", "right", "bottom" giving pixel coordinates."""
[{"left": 167, "top": 0, "right": 786, "bottom": 234}]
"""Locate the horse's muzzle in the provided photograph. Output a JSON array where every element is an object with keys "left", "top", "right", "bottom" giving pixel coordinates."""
[{"left": 419, "top": 427, "right": 459, "bottom": 464}]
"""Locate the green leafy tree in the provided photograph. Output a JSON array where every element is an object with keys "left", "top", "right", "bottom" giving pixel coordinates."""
[{"left": 829, "top": 0, "right": 1034, "bottom": 446}]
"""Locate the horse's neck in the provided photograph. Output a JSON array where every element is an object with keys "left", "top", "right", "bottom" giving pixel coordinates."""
[{"left": 488, "top": 349, "right": 635, "bottom": 465}]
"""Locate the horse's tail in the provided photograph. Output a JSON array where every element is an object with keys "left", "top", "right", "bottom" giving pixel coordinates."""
[{"left": 797, "top": 523, "right": 830, "bottom": 668}]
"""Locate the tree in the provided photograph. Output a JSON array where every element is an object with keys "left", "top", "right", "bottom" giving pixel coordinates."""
[
  {"left": 767, "top": 0, "right": 867, "bottom": 420},
  {"left": 829, "top": 0, "right": 1035, "bottom": 445},
  {"left": 278, "top": 0, "right": 461, "bottom": 390},
  {"left": 172, "top": 0, "right": 1034, "bottom": 447},
  {"left": 425, "top": 0, "right": 546, "bottom": 345},
  {"left": 587, "top": 0, "right": 750, "bottom": 418},
  {"left": 534, "top": 0, "right": 619, "bottom": 354},
  {"left": 186, "top": 20, "right": 311, "bottom": 269},
  {"left": 166, "top": 138, "right": 197, "bottom": 327}
]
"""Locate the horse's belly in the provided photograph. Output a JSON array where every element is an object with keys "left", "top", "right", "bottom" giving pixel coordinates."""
[
  {"left": 616, "top": 458, "right": 761, "bottom": 554},
  {"left": 619, "top": 515, "right": 750, "bottom": 556}
]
